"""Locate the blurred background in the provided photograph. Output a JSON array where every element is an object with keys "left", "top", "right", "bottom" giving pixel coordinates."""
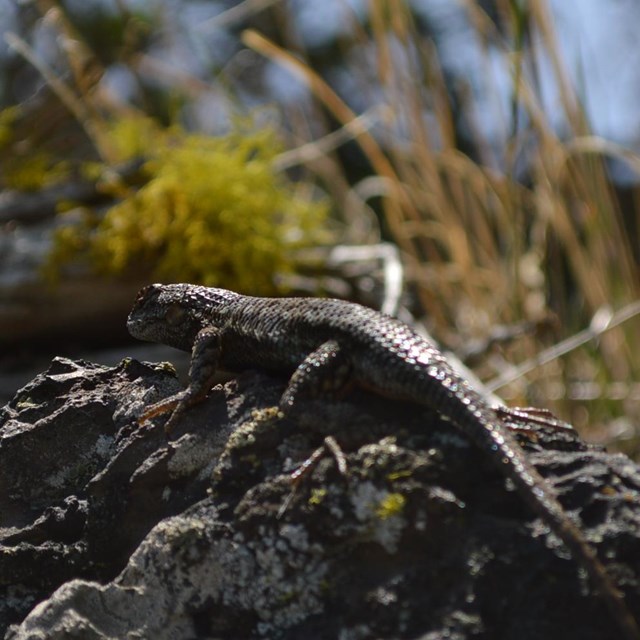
[{"left": 1, "top": 0, "right": 640, "bottom": 457}]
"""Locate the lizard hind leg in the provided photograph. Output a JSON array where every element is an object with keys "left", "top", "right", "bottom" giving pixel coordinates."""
[
  {"left": 277, "top": 340, "right": 353, "bottom": 516},
  {"left": 279, "top": 339, "right": 354, "bottom": 412}
]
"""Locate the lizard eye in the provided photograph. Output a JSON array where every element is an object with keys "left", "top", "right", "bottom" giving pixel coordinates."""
[{"left": 165, "top": 303, "right": 186, "bottom": 326}]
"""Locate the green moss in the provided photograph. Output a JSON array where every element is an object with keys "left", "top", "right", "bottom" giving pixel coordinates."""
[
  {"left": 308, "top": 488, "right": 327, "bottom": 506},
  {"left": 0, "top": 107, "right": 19, "bottom": 149},
  {"left": 375, "top": 492, "right": 406, "bottom": 520},
  {"left": 15, "top": 160, "right": 70, "bottom": 190},
  {"left": 386, "top": 469, "right": 412, "bottom": 482},
  {"left": 0, "top": 107, "right": 72, "bottom": 191},
  {"left": 49, "top": 116, "right": 328, "bottom": 293}
]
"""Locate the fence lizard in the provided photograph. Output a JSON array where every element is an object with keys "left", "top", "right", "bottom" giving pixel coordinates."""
[{"left": 127, "top": 283, "right": 639, "bottom": 639}]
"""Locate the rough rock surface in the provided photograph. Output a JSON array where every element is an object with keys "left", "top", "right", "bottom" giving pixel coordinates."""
[{"left": 1, "top": 357, "right": 639, "bottom": 639}]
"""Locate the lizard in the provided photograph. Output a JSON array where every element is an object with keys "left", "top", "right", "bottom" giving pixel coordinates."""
[{"left": 127, "top": 282, "right": 640, "bottom": 640}]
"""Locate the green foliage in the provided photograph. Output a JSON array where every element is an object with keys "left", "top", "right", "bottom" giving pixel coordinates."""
[{"left": 49, "top": 116, "right": 328, "bottom": 293}]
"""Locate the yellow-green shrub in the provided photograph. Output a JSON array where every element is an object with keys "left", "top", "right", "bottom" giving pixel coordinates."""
[{"left": 50, "top": 116, "right": 328, "bottom": 294}]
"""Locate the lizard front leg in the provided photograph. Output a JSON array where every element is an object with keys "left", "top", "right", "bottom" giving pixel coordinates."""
[{"left": 139, "top": 325, "right": 223, "bottom": 435}]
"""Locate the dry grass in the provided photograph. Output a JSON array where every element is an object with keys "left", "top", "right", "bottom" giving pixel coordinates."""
[{"left": 243, "top": 0, "right": 640, "bottom": 454}]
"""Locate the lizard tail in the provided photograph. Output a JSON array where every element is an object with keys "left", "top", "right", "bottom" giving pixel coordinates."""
[{"left": 465, "top": 406, "right": 640, "bottom": 640}]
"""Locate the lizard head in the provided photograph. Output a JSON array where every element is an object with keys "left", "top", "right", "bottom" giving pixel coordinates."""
[{"left": 127, "top": 283, "right": 240, "bottom": 352}]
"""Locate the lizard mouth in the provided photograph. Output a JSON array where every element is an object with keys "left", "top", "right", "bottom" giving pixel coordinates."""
[{"left": 126, "top": 315, "right": 147, "bottom": 341}]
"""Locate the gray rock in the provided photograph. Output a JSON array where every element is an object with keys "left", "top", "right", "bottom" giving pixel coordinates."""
[{"left": 1, "top": 357, "right": 639, "bottom": 639}]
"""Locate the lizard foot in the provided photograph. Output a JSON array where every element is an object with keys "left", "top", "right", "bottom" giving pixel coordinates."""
[
  {"left": 136, "top": 391, "right": 187, "bottom": 435},
  {"left": 277, "top": 436, "right": 347, "bottom": 518},
  {"left": 495, "top": 406, "right": 575, "bottom": 438}
]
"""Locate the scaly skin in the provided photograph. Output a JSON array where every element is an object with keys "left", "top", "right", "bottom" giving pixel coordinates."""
[{"left": 128, "top": 283, "right": 640, "bottom": 640}]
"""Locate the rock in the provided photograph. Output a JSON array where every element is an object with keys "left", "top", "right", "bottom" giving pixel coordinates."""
[{"left": 1, "top": 357, "right": 639, "bottom": 639}]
